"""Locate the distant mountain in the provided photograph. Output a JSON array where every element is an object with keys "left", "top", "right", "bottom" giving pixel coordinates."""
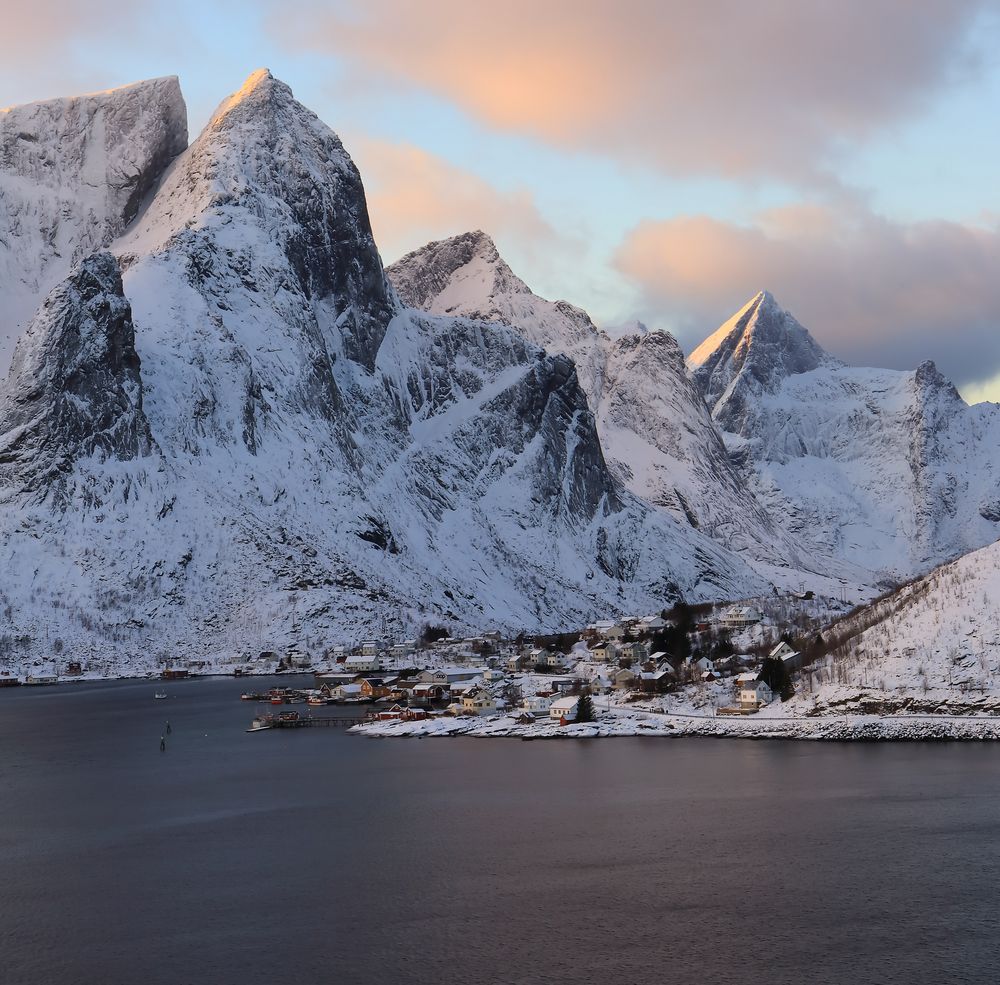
[
  {"left": 388, "top": 233, "right": 848, "bottom": 587},
  {"left": 0, "top": 71, "right": 769, "bottom": 672},
  {"left": 689, "top": 292, "right": 1000, "bottom": 579}
]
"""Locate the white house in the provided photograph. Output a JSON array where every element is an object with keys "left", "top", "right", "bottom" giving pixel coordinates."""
[
  {"left": 770, "top": 641, "right": 802, "bottom": 670},
  {"left": 522, "top": 693, "right": 554, "bottom": 713},
  {"left": 390, "top": 640, "right": 417, "bottom": 658},
  {"left": 344, "top": 654, "right": 381, "bottom": 673},
  {"left": 639, "top": 615, "right": 667, "bottom": 632},
  {"left": 721, "top": 606, "right": 762, "bottom": 631},
  {"left": 549, "top": 696, "right": 580, "bottom": 722},
  {"left": 739, "top": 680, "right": 773, "bottom": 710},
  {"left": 529, "top": 647, "right": 565, "bottom": 670},
  {"left": 590, "top": 675, "right": 613, "bottom": 694},
  {"left": 334, "top": 682, "right": 364, "bottom": 701},
  {"left": 360, "top": 641, "right": 380, "bottom": 657}
]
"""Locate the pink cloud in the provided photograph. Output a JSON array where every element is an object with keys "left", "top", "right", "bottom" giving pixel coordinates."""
[
  {"left": 277, "top": 0, "right": 991, "bottom": 180},
  {"left": 349, "top": 136, "right": 567, "bottom": 265},
  {"left": 615, "top": 204, "right": 1000, "bottom": 386}
]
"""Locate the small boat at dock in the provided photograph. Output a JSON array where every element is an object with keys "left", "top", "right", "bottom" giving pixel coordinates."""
[{"left": 154, "top": 692, "right": 167, "bottom": 700}]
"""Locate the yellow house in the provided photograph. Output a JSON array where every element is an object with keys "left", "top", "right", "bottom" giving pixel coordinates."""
[{"left": 461, "top": 688, "right": 496, "bottom": 716}]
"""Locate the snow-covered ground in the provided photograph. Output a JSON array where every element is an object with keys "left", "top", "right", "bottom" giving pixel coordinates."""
[{"left": 352, "top": 706, "right": 1000, "bottom": 742}]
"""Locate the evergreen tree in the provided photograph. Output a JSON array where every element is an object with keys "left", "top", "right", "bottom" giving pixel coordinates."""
[
  {"left": 759, "top": 657, "right": 795, "bottom": 701},
  {"left": 575, "top": 693, "right": 595, "bottom": 723}
]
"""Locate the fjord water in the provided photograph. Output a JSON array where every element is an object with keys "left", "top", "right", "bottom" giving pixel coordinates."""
[{"left": 2, "top": 678, "right": 998, "bottom": 984}]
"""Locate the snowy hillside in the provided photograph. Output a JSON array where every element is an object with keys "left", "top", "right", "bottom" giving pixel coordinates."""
[
  {"left": 387, "top": 233, "right": 856, "bottom": 591},
  {"left": 800, "top": 538, "right": 1000, "bottom": 712},
  {"left": 0, "top": 71, "right": 771, "bottom": 673},
  {"left": 0, "top": 77, "right": 187, "bottom": 374},
  {"left": 690, "top": 292, "right": 1000, "bottom": 580}
]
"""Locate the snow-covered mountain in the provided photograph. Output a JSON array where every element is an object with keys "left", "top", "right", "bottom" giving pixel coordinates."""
[
  {"left": 690, "top": 291, "right": 1000, "bottom": 580},
  {"left": 0, "top": 77, "right": 187, "bottom": 374},
  {"left": 0, "top": 71, "right": 770, "bottom": 671},
  {"left": 387, "top": 233, "right": 849, "bottom": 587}
]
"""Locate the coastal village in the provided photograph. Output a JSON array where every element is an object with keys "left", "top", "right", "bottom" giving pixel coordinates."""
[{"left": 228, "top": 595, "right": 839, "bottom": 735}]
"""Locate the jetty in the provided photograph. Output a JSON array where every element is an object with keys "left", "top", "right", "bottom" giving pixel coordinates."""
[{"left": 247, "top": 712, "right": 371, "bottom": 732}]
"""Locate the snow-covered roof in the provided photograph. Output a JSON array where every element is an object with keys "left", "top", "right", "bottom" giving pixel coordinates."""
[{"left": 550, "top": 696, "right": 579, "bottom": 711}]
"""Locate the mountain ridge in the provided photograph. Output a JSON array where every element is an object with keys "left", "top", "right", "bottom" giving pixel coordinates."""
[{"left": 0, "top": 71, "right": 771, "bottom": 673}]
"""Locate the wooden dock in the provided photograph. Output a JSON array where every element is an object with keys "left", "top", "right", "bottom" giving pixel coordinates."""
[{"left": 250, "top": 714, "right": 371, "bottom": 730}]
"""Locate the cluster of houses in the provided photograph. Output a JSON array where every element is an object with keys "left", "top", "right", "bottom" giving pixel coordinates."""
[
  {"left": 306, "top": 610, "right": 803, "bottom": 722},
  {"left": 314, "top": 662, "right": 589, "bottom": 723}
]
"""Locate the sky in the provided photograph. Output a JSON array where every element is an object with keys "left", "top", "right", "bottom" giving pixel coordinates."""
[{"left": 2, "top": 0, "right": 999, "bottom": 399}]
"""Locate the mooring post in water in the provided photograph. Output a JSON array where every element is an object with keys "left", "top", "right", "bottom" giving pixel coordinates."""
[
  {"left": 166, "top": 721, "right": 171, "bottom": 735},
  {"left": 160, "top": 735, "right": 166, "bottom": 752}
]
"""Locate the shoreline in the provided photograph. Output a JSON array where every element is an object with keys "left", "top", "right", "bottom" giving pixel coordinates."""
[{"left": 352, "top": 710, "right": 1000, "bottom": 743}]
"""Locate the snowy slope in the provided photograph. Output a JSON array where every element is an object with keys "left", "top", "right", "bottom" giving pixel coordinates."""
[
  {"left": 690, "top": 292, "right": 1000, "bottom": 580},
  {"left": 801, "top": 538, "right": 1000, "bottom": 711},
  {"left": 0, "top": 77, "right": 187, "bottom": 374},
  {"left": 387, "top": 232, "right": 853, "bottom": 590},
  {"left": 0, "top": 71, "right": 770, "bottom": 673}
]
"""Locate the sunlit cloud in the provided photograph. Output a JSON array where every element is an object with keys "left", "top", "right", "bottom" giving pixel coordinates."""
[
  {"left": 615, "top": 204, "right": 1000, "bottom": 391},
  {"left": 349, "top": 135, "right": 571, "bottom": 269},
  {"left": 275, "top": 0, "right": 994, "bottom": 182}
]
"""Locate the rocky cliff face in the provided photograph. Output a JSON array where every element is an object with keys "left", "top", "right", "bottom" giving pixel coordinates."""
[
  {"left": 0, "top": 72, "right": 769, "bottom": 672},
  {"left": 387, "top": 234, "right": 847, "bottom": 587},
  {"left": 0, "top": 252, "right": 154, "bottom": 502},
  {"left": 0, "top": 76, "right": 187, "bottom": 375}
]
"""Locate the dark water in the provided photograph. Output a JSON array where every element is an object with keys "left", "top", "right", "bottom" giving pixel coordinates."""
[{"left": 2, "top": 677, "right": 1000, "bottom": 984}]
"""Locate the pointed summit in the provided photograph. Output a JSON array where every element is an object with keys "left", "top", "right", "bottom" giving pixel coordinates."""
[
  {"left": 689, "top": 291, "right": 836, "bottom": 425},
  {"left": 121, "top": 69, "right": 394, "bottom": 371},
  {"left": 205, "top": 68, "right": 285, "bottom": 130},
  {"left": 388, "top": 230, "right": 532, "bottom": 314}
]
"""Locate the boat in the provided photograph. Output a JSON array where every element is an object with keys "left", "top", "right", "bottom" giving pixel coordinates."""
[
  {"left": 246, "top": 716, "right": 272, "bottom": 732},
  {"left": 154, "top": 692, "right": 167, "bottom": 700}
]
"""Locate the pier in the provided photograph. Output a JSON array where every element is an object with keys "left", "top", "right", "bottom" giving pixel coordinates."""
[{"left": 248, "top": 712, "right": 371, "bottom": 731}]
